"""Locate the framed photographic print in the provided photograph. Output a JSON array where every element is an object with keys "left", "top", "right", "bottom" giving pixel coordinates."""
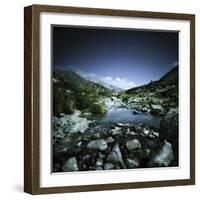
[{"left": 24, "top": 4, "right": 195, "bottom": 194}]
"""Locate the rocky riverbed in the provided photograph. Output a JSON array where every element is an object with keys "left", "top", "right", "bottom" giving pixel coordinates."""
[{"left": 53, "top": 106, "right": 178, "bottom": 172}]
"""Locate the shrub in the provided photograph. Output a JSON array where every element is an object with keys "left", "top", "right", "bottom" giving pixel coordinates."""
[
  {"left": 121, "top": 94, "right": 130, "bottom": 102},
  {"left": 90, "top": 103, "right": 107, "bottom": 114}
]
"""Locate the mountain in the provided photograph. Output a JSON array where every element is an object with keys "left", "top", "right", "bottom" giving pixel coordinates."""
[
  {"left": 126, "top": 65, "right": 178, "bottom": 94},
  {"left": 53, "top": 70, "right": 112, "bottom": 116},
  {"left": 76, "top": 71, "right": 123, "bottom": 92},
  {"left": 159, "top": 65, "right": 178, "bottom": 83}
]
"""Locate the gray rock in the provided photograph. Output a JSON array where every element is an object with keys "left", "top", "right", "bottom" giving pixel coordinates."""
[
  {"left": 143, "top": 128, "right": 150, "bottom": 136},
  {"left": 110, "top": 126, "right": 122, "bottom": 136},
  {"left": 150, "top": 104, "right": 164, "bottom": 114},
  {"left": 95, "top": 158, "right": 103, "bottom": 167},
  {"left": 126, "top": 128, "right": 137, "bottom": 136},
  {"left": 62, "top": 157, "right": 78, "bottom": 172},
  {"left": 126, "top": 139, "right": 141, "bottom": 151},
  {"left": 106, "top": 143, "right": 125, "bottom": 168},
  {"left": 93, "top": 133, "right": 101, "bottom": 139},
  {"left": 106, "top": 136, "right": 115, "bottom": 144},
  {"left": 116, "top": 123, "right": 131, "bottom": 127},
  {"left": 152, "top": 131, "right": 159, "bottom": 138},
  {"left": 133, "top": 110, "right": 139, "bottom": 115},
  {"left": 126, "top": 158, "right": 140, "bottom": 168},
  {"left": 98, "top": 152, "right": 106, "bottom": 159},
  {"left": 104, "top": 163, "right": 115, "bottom": 170},
  {"left": 95, "top": 166, "right": 103, "bottom": 170},
  {"left": 149, "top": 141, "right": 174, "bottom": 167},
  {"left": 160, "top": 108, "right": 178, "bottom": 143},
  {"left": 87, "top": 139, "right": 108, "bottom": 151}
]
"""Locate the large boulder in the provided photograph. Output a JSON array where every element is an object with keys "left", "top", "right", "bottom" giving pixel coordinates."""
[
  {"left": 106, "top": 143, "right": 125, "bottom": 168},
  {"left": 148, "top": 141, "right": 174, "bottom": 167},
  {"left": 87, "top": 139, "right": 108, "bottom": 151},
  {"left": 104, "top": 163, "right": 115, "bottom": 170},
  {"left": 126, "top": 139, "right": 141, "bottom": 151},
  {"left": 160, "top": 108, "right": 178, "bottom": 160},
  {"left": 126, "top": 158, "right": 140, "bottom": 168},
  {"left": 150, "top": 104, "right": 164, "bottom": 115},
  {"left": 62, "top": 157, "right": 78, "bottom": 172}
]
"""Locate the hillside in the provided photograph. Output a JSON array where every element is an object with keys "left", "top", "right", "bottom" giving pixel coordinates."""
[
  {"left": 119, "top": 65, "right": 178, "bottom": 115},
  {"left": 53, "top": 70, "right": 112, "bottom": 116}
]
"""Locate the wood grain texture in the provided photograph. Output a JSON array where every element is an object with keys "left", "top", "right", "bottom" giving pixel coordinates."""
[{"left": 24, "top": 4, "right": 195, "bottom": 195}]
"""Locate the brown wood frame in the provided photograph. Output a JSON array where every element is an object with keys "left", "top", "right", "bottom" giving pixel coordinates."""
[{"left": 24, "top": 4, "right": 195, "bottom": 195}]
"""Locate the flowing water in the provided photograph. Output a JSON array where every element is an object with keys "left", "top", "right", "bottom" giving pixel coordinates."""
[{"left": 99, "top": 108, "right": 162, "bottom": 128}]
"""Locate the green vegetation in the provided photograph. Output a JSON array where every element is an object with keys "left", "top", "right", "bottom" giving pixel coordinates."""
[
  {"left": 53, "top": 70, "right": 111, "bottom": 116},
  {"left": 90, "top": 103, "right": 107, "bottom": 114}
]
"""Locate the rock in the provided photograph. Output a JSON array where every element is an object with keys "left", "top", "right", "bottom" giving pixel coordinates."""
[
  {"left": 77, "top": 141, "right": 82, "bottom": 148},
  {"left": 104, "top": 163, "right": 115, "bottom": 170},
  {"left": 160, "top": 108, "right": 178, "bottom": 143},
  {"left": 82, "top": 112, "right": 92, "bottom": 118},
  {"left": 143, "top": 128, "right": 150, "bottom": 135},
  {"left": 93, "top": 133, "right": 101, "bottom": 139},
  {"left": 149, "top": 141, "right": 174, "bottom": 167},
  {"left": 126, "top": 139, "right": 141, "bottom": 151},
  {"left": 160, "top": 108, "right": 178, "bottom": 159},
  {"left": 150, "top": 104, "right": 164, "bottom": 115},
  {"left": 106, "top": 136, "right": 115, "bottom": 144},
  {"left": 62, "top": 157, "right": 78, "bottom": 172},
  {"left": 126, "top": 158, "right": 140, "bottom": 168},
  {"left": 132, "top": 110, "right": 139, "bottom": 115},
  {"left": 106, "top": 143, "right": 125, "bottom": 168},
  {"left": 98, "top": 152, "right": 106, "bottom": 159},
  {"left": 126, "top": 128, "right": 137, "bottom": 136},
  {"left": 95, "top": 158, "right": 103, "bottom": 167},
  {"left": 116, "top": 123, "right": 131, "bottom": 127},
  {"left": 110, "top": 126, "right": 122, "bottom": 136},
  {"left": 87, "top": 139, "right": 108, "bottom": 151},
  {"left": 53, "top": 111, "right": 91, "bottom": 135},
  {"left": 95, "top": 166, "right": 103, "bottom": 170},
  {"left": 152, "top": 131, "right": 159, "bottom": 138}
]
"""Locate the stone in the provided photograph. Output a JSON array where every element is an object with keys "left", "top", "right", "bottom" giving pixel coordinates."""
[
  {"left": 160, "top": 108, "right": 178, "bottom": 159},
  {"left": 53, "top": 111, "right": 91, "bottom": 135},
  {"left": 126, "top": 158, "right": 140, "bottom": 168},
  {"left": 152, "top": 131, "right": 159, "bottom": 138},
  {"left": 95, "top": 166, "right": 103, "bottom": 170},
  {"left": 143, "top": 128, "right": 150, "bottom": 135},
  {"left": 110, "top": 126, "right": 122, "bottom": 136},
  {"left": 126, "top": 128, "right": 137, "bottom": 136},
  {"left": 95, "top": 158, "right": 103, "bottom": 167},
  {"left": 149, "top": 141, "right": 174, "bottom": 167},
  {"left": 106, "top": 143, "right": 125, "bottom": 168},
  {"left": 104, "top": 163, "right": 115, "bottom": 170},
  {"left": 87, "top": 139, "right": 108, "bottom": 151},
  {"left": 98, "top": 152, "right": 106, "bottom": 159},
  {"left": 62, "top": 157, "right": 78, "bottom": 172},
  {"left": 150, "top": 104, "right": 164, "bottom": 114},
  {"left": 93, "top": 133, "right": 101, "bottom": 139},
  {"left": 126, "top": 139, "right": 141, "bottom": 151},
  {"left": 106, "top": 136, "right": 115, "bottom": 144},
  {"left": 132, "top": 110, "right": 139, "bottom": 115}
]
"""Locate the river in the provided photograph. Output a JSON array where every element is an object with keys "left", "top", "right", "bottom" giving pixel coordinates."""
[{"left": 95, "top": 108, "right": 162, "bottom": 129}]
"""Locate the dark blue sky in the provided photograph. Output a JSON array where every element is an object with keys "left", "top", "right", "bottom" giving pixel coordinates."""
[{"left": 53, "top": 26, "right": 178, "bottom": 88}]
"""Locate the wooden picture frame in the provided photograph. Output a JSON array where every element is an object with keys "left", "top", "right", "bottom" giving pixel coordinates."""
[{"left": 24, "top": 4, "right": 195, "bottom": 194}]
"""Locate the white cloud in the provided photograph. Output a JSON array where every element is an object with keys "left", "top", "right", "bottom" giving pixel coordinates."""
[
  {"left": 76, "top": 69, "right": 136, "bottom": 90},
  {"left": 100, "top": 76, "right": 135, "bottom": 90}
]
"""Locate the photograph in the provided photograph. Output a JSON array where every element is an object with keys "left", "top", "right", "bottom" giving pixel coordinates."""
[{"left": 52, "top": 26, "right": 179, "bottom": 173}]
